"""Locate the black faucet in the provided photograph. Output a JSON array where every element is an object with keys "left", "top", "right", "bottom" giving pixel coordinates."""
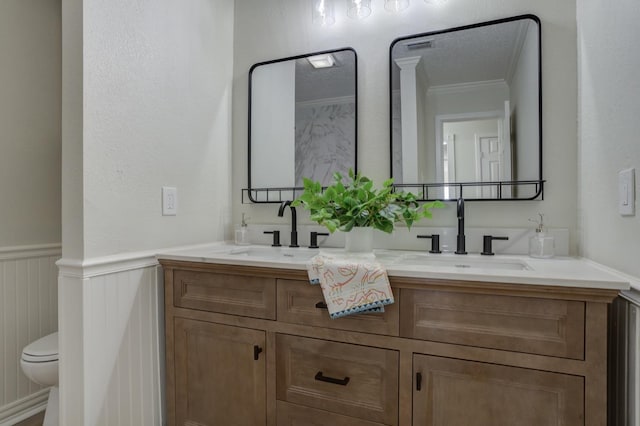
[
  {"left": 309, "top": 231, "right": 329, "bottom": 249},
  {"left": 278, "top": 201, "right": 299, "bottom": 248},
  {"left": 455, "top": 197, "right": 467, "bottom": 254},
  {"left": 481, "top": 235, "right": 509, "bottom": 256},
  {"left": 417, "top": 234, "right": 441, "bottom": 253}
]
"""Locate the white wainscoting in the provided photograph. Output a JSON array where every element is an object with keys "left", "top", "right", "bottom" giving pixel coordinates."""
[
  {"left": 0, "top": 244, "right": 60, "bottom": 425},
  {"left": 58, "top": 252, "right": 163, "bottom": 426}
]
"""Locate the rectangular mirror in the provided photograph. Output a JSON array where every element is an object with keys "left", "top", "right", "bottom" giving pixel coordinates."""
[
  {"left": 390, "top": 15, "right": 542, "bottom": 200},
  {"left": 248, "top": 48, "right": 358, "bottom": 203}
]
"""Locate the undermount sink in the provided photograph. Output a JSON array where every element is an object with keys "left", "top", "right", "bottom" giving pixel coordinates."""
[
  {"left": 227, "top": 246, "right": 317, "bottom": 262},
  {"left": 395, "top": 254, "right": 531, "bottom": 271}
]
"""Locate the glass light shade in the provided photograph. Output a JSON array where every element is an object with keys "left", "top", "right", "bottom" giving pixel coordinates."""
[
  {"left": 424, "top": 0, "right": 447, "bottom": 4},
  {"left": 312, "top": 0, "right": 335, "bottom": 26},
  {"left": 347, "top": 0, "right": 372, "bottom": 19},
  {"left": 384, "top": 0, "right": 409, "bottom": 12}
]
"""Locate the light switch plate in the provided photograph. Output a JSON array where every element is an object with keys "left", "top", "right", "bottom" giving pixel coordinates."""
[
  {"left": 619, "top": 168, "right": 635, "bottom": 216},
  {"left": 162, "top": 186, "right": 177, "bottom": 216}
]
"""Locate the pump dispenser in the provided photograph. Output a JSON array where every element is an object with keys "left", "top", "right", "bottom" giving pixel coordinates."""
[
  {"left": 528, "top": 213, "right": 554, "bottom": 258},
  {"left": 235, "top": 213, "right": 250, "bottom": 245}
]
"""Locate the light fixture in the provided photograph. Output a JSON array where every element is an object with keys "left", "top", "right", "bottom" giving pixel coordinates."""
[
  {"left": 384, "top": 0, "right": 409, "bottom": 12},
  {"left": 312, "top": 0, "right": 335, "bottom": 26},
  {"left": 347, "top": 0, "right": 372, "bottom": 19},
  {"left": 424, "top": 0, "right": 447, "bottom": 4},
  {"left": 308, "top": 54, "right": 336, "bottom": 69}
]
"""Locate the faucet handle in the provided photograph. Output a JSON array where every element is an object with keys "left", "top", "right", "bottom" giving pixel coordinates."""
[
  {"left": 263, "top": 230, "right": 281, "bottom": 247},
  {"left": 417, "top": 234, "right": 441, "bottom": 254},
  {"left": 309, "top": 231, "right": 329, "bottom": 249},
  {"left": 481, "top": 235, "right": 509, "bottom": 256}
]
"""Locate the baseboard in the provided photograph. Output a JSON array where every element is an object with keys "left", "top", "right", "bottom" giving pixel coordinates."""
[{"left": 0, "top": 389, "right": 49, "bottom": 426}]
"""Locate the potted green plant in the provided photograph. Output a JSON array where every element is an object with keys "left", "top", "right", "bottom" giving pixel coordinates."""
[{"left": 292, "top": 169, "right": 443, "bottom": 252}]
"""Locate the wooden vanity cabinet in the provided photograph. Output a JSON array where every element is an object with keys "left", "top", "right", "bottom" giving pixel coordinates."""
[{"left": 161, "top": 260, "right": 619, "bottom": 426}]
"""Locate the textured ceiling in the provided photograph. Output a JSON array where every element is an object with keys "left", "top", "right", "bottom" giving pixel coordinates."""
[
  {"left": 392, "top": 18, "right": 536, "bottom": 89},
  {"left": 295, "top": 49, "right": 356, "bottom": 102}
]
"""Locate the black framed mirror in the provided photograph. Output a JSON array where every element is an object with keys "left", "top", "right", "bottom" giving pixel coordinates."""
[
  {"left": 390, "top": 15, "right": 542, "bottom": 201},
  {"left": 247, "top": 48, "right": 358, "bottom": 203}
]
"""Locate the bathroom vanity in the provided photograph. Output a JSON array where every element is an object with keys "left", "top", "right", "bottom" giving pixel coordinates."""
[{"left": 158, "top": 245, "right": 628, "bottom": 426}]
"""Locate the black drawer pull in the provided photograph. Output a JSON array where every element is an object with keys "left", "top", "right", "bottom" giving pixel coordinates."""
[
  {"left": 315, "top": 371, "right": 350, "bottom": 386},
  {"left": 254, "top": 345, "right": 263, "bottom": 361},
  {"left": 416, "top": 372, "right": 422, "bottom": 391},
  {"left": 315, "top": 301, "right": 328, "bottom": 310}
]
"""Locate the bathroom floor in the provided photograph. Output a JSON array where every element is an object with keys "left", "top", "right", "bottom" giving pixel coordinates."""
[{"left": 14, "top": 412, "right": 44, "bottom": 426}]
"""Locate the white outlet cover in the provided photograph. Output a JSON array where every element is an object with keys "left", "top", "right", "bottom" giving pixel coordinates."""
[
  {"left": 162, "top": 186, "right": 177, "bottom": 216},
  {"left": 619, "top": 168, "right": 635, "bottom": 216}
]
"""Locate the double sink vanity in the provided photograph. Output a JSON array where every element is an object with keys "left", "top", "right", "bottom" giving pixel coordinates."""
[
  {"left": 158, "top": 11, "right": 629, "bottom": 426},
  {"left": 158, "top": 243, "right": 629, "bottom": 426}
]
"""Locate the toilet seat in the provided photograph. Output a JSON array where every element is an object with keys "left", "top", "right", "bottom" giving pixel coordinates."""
[{"left": 21, "top": 332, "right": 58, "bottom": 363}]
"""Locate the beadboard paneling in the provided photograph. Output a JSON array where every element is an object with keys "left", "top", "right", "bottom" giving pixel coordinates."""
[
  {"left": 0, "top": 247, "right": 60, "bottom": 423},
  {"left": 92, "top": 266, "right": 162, "bottom": 426},
  {"left": 57, "top": 258, "right": 163, "bottom": 426}
]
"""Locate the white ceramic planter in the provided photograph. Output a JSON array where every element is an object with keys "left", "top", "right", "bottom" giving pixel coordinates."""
[{"left": 344, "top": 227, "right": 374, "bottom": 252}]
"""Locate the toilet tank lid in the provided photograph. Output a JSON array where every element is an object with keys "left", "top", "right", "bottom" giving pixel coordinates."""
[{"left": 23, "top": 332, "right": 58, "bottom": 358}]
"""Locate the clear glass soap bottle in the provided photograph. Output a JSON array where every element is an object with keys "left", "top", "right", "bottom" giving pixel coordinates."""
[
  {"left": 528, "top": 213, "right": 555, "bottom": 258},
  {"left": 234, "top": 213, "right": 250, "bottom": 245}
]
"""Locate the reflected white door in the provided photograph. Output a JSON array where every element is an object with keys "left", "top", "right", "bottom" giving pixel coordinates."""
[{"left": 475, "top": 134, "right": 501, "bottom": 198}]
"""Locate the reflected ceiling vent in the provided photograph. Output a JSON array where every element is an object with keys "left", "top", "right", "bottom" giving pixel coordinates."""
[{"left": 406, "top": 39, "right": 435, "bottom": 50}]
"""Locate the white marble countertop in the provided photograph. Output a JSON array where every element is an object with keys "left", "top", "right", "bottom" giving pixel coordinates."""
[{"left": 157, "top": 242, "right": 630, "bottom": 291}]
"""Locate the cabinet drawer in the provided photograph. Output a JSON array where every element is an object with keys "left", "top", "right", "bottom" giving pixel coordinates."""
[
  {"left": 400, "top": 288, "right": 585, "bottom": 359},
  {"left": 276, "top": 334, "right": 398, "bottom": 425},
  {"left": 277, "top": 401, "right": 387, "bottom": 426},
  {"left": 173, "top": 270, "right": 276, "bottom": 319},
  {"left": 277, "top": 279, "right": 399, "bottom": 336}
]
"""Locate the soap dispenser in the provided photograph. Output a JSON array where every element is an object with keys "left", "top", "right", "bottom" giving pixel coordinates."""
[
  {"left": 234, "top": 213, "right": 250, "bottom": 245},
  {"left": 528, "top": 213, "right": 555, "bottom": 258}
]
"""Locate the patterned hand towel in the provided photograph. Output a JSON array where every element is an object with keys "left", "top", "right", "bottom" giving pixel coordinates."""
[{"left": 307, "top": 252, "right": 395, "bottom": 319}]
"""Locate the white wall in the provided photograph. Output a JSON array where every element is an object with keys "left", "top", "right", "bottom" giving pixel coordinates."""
[
  {"left": 60, "top": 0, "right": 235, "bottom": 424},
  {"left": 510, "top": 21, "right": 540, "bottom": 182},
  {"left": 232, "top": 0, "right": 579, "bottom": 253},
  {"left": 251, "top": 61, "right": 296, "bottom": 188},
  {"left": 577, "top": 0, "right": 640, "bottom": 279},
  {"left": 0, "top": 1, "right": 61, "bottom": 422},
  {"left": 0, "top": 0, "right": 61, "bottom": 247},
  {"left": 81, "top": 0, "right": 234, "bottom": 258}
]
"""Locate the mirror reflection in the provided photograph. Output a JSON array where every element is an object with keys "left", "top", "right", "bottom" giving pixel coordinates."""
[
  {"left": 390, "top": 15, "right": 541, "bottom": 200},
  {"left": 249, "top": 48, "right": 357, "bottom": 202}
]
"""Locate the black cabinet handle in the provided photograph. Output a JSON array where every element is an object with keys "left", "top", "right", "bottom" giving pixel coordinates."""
[
  {"left": 315, "top": 371, "right": 350, "bottom": 386},
  {"left": 416, "top": 372, "right": 422, "bottom": 391},
  {"left": 315, "top": 301, "right": 328, "bottom": 310},
  {"left": 253, "top": 345, "right": 263, "bottom": 361}
]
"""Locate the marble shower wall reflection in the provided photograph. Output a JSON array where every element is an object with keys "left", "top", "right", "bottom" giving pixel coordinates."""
[{"left": 295, "top": 99, "right": 355, "bottom": 186}]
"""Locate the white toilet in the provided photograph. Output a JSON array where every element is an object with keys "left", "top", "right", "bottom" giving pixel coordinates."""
[{"left": 21, "top": 332, "right": 59, "bottom": 426}]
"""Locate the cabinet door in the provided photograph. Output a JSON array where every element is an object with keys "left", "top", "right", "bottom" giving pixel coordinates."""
[
  {"left": 413, "top": 354, "right": 583, "bottom": 426},
  {"left": 173, "top": 318, "right": 266, "bottom": 426}
]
